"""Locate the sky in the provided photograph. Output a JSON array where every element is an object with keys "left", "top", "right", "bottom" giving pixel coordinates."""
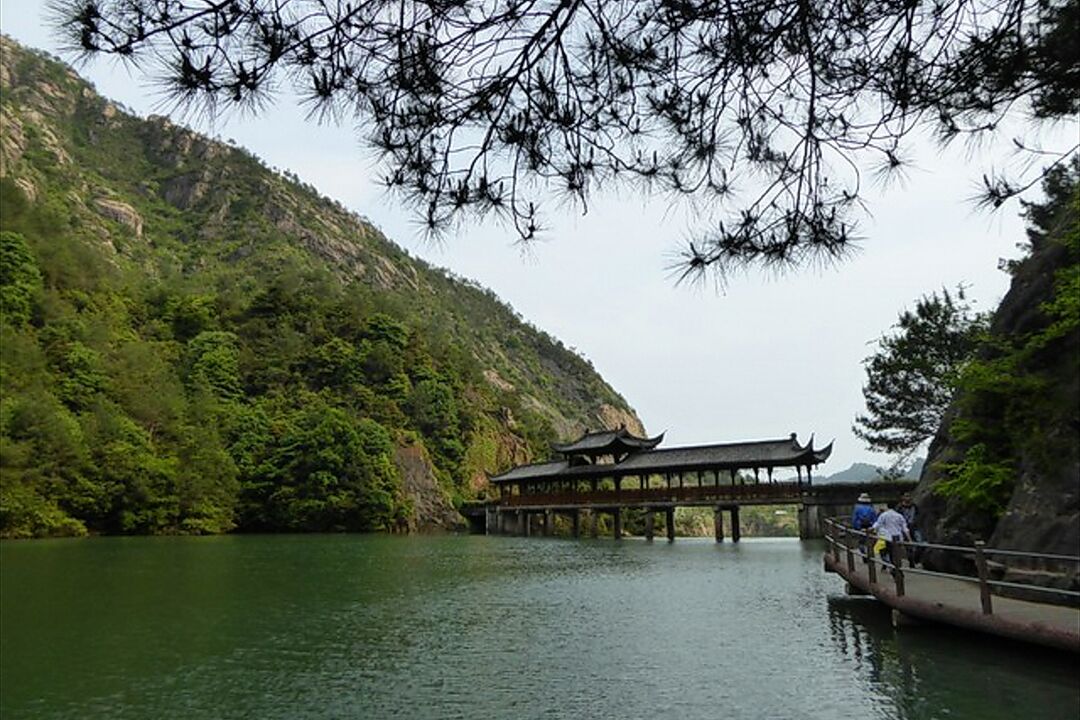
[{"left": 3, "top": 2, "right": 1077, "bottom": 473}]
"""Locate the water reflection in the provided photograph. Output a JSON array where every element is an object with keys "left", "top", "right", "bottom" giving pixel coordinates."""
[{"left": 826, "top": 596, "right": 1080, "bottom": 720}]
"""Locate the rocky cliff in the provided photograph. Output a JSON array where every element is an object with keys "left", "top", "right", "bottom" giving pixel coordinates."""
[{"left": 913, "top": 167, "right": 1079, "bottom": 576}]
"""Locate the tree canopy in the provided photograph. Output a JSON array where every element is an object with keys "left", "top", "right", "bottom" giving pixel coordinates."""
[
  {"left": 54, "top": 0, "right": 1079, "bottom": 278},
  {"left": 853, "top": 287, "right": 987, "bottom": 459}
]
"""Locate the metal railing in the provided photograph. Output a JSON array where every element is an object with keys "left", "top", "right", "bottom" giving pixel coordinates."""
[{"left": 823, "top": 517, "right": 1080, "bottom": 614}]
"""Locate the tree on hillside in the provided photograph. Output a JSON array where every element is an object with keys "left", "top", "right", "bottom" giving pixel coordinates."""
[
  {"left": 853, "top": 287, "right": 988, "bottom": 459},
  {"left": 55, "top": 0, "right": 1079, "bottom": 278}
]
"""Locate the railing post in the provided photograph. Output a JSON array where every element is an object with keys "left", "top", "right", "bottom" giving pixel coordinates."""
[
  {"left": 975, "top": 541, "right": 993, "bottom": 615},
  {"left": 893, "top": 543, "right": 906, "bottom": 597},
  {"left": 868, "top": 542, "right": 878, "bottom": 585},
  {"left": 833, "top": 525, "right": 842, "bottom": 564}
]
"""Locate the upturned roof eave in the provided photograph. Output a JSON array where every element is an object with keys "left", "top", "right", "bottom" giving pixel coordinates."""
[
  {"left": 490, "top": 435, "right": 834, "bottom": 484},
  {"left": 551, "top": 428, "right": 665, "bottom": 455}
]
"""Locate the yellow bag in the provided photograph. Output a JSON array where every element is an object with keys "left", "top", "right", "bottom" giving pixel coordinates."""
[{"left": 873, "top": 538, "right": 888, "bottom": 556}]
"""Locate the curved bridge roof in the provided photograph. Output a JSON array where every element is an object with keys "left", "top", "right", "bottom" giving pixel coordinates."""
[
  {"left": 491, "top": 433, "right": 832, "bottom": 484},
  {"left": 552, "top": 428, "right": 665, "bottom": 456}
]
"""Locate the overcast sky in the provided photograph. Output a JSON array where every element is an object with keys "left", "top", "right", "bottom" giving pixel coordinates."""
[{"left": 4, "top": 2, "right": 1077, "bottom": 474}]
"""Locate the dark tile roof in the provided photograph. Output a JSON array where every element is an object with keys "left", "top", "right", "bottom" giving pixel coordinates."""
[
  {"left": 491, "top": 434, "right": 833, "bottom": 483},
  {"left": 489, "top": 460, "right": 569, "bottom": 482},
  {"left": 552, "top": 428, "right": 664, "bottom": 455}
]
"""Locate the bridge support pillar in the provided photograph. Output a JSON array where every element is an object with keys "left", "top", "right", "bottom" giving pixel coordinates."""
[
  {"left": 665, "top": 507, "right": 676, "bottom": 542},
  {"left": 542, "top": 510, "right": 552, "bottom": 537},
  {"left": 798, "top": 504, "right": 825, "bottom": 540},
  {"left": 521, "top": 511, "right": 530, "bottom": 537},
  {"left": 591, "top": 510, "right": 599, "bottom": 538},
  {"left": 613, "top": 508, "right": 622, "bottom": 540},
  {"left": 644, "top": 509, "right": 655, "bottom": 541},
  {"left": 714, "top": 507, "right": 725, "bottom": 543},
  {"left": 571, "top": 509, "right": 580, "bottom": 538},
  {"left": 730, "top": 506, "right": 741, "bottom": 543}
]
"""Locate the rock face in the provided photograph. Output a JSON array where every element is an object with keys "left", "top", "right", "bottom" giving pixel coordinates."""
[
  {"left": 395, "top": 444, "right": 465, "bottom": 531},
  {"left": 595, "top": 403, "right": 646, "bottom": 437},
  {"left": 913, "top": 210, "right": 1079, "bottom": 571},
  {"left": 93, "top": 198, "right": 144, "bottom": 237}
]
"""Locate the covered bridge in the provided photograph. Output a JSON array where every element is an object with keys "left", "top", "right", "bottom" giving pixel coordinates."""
[{"left": 477, "top": 428, "right": 889, "bottom": 540}]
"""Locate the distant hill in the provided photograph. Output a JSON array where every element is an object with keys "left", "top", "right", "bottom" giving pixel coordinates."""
[
  {"left": 0, "top": 38, "right": 643, "bottom": 538},
  {"left": 812, "top": 458, "right": 924, "bottom": 485}
]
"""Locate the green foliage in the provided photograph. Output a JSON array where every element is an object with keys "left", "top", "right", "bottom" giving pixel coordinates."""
[
  {"left": 0, "top": 389, "right": 92, "bottom": 536},
  {"left": 243, "top": 403, "right": 403, "bottom": 532},
  {"left": 408, "top": 376, "right": 464, "bottom": 468},
  {"left": 854, "top": 287, "right": 988, "bottom": 458},
  {"left": 0, "top": 231, "right": 43, "bottom": 327},
  {"left": 186, "top": 331, "right": 242, "bottom": 398},
  {"left": 933, "top": 161, "right": 1080, "bottom": 515},
  {"left": 935, "top": 444, "right": 1015, "bottom": 515},
  {"left": 55, "top": 341, "right": 108, "bottom": 409}
]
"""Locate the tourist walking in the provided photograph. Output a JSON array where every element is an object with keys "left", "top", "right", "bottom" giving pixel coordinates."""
[
  {"left": 851, "top": 493, "right": 878, "bottom": 557},
  {"left": 871, "top": 501, "right": 911, "bottom": 567},
  {"left": 898, "top": 493, "right": 923, "bottom": 566}
]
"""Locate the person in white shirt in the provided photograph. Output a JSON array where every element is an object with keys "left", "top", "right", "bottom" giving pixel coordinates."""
[{"left": 871, "top": 501, "right": 911, "bottom": 566}]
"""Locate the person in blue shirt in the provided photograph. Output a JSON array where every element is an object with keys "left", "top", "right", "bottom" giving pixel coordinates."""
[{"left": 851, "top": 493, "right": 878, "bottom": 557}]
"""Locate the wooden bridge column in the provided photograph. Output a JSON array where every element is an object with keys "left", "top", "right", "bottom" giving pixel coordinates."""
[
  {"left": 665, "top": 507, "right": 676, "bottom": 542},
  {"left": 613, "top": 508, "right": 622, "bottom": 540},
  {"left": 730, "top": 506, "right": 741, "bottom": 542},
  {"left": 591, "top": 510, "right": 599, "bottom": 538},
  {"left": 571, "top": 509, "right": 581, "bottom": 538},
  {"left": 714, "top": 506, "right": 725, "bottom": 543},
  {"left": 542, "top": 510, "right": 551, "bottom": 536},
  {"left": 644, "top": 509, "right": 655, "bottom": 541}
]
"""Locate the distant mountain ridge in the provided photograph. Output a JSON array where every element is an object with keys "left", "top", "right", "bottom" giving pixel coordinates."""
[{"left": 812, "top": 458, "right": 924, "bottom": 485}]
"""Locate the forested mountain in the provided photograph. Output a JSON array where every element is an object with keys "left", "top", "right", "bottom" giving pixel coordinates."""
[{"left": 0, "top": 37, "right": 643, "bottom": 538}]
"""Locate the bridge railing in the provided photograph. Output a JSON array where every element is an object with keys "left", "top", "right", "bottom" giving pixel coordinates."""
[
  {"left": 822, "top": 517, "right": 1080, "bottom": 612},
  {"left": 499, "top": 482, "right": 806, "bottom": 507}
]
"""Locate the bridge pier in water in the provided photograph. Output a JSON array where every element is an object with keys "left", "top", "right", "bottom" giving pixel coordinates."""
[{"left": 712, "top": 505, "right": 741, "bottom": 542}]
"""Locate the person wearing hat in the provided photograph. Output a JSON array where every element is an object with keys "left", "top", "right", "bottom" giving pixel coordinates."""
[{"left": 851, "top": 492, "right": 878, "bottom": 557}]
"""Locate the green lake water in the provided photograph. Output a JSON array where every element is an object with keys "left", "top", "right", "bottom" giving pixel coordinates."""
[{"left": 2, "top": 535, "right": 1077, "bottom": 719}]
